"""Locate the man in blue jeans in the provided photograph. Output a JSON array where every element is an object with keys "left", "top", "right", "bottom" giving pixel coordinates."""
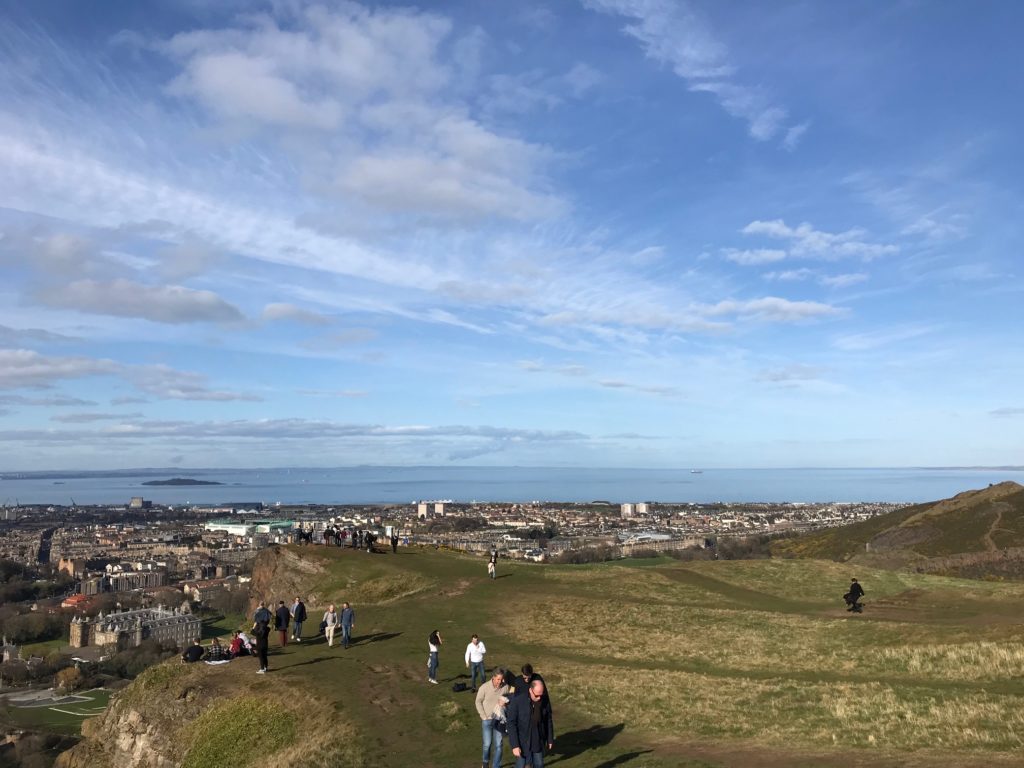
[
  {"left": 475, "top": 667, "right": 509, "bottom": 768},
  {"left": 464, "top": 634, "right": 487, "bottom": 692},
  {"left": 340, "top": 602, "right": 355, "bottom": 648},
  {"left": 507, "top": 679, "right": 554, "bottom": 768},
  {"left": 291, "top": 596, "right": 307, "bottom": 641}
]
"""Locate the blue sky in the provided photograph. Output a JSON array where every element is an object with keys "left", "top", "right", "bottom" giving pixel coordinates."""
[{"left": 0, "top": 0, "right": 1021, "bottom": 470}]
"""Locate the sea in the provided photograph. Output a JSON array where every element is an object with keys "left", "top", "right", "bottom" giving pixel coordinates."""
[{"left": 2, "top": 466, "right": 1024, "bottom": 507}]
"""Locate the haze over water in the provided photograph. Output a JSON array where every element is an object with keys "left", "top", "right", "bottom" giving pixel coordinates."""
[{"left": 3, "top": 467, "right": 1024, "bottom": 507}]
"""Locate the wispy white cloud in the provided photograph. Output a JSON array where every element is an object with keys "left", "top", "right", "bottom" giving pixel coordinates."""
[
  {"left": 819, "top": 272, "right": 868, "bottom": 289},
  {"left": 36, "top": 279, "right": 244, "bottom": 324},
  {"left": 0, "top": 348, "right": 258, "bottom": 402},
  {"left": 723, "top": 248, "right": 787, "bottom": 266},
  {"left": 833, "top": 325, "right": 936, "bottom": 352},
  {"left": 783, "top": 121, "right": 810, "bottom": 151},
  {"left": 756, "top": 364, "right": 825, "bottom": 383},
  {"left": 0, "top": 349, "right": 119, "bottom": 390},
  {"left": 763, "top": 268, "right": 814, "bottom": 282},
  {"left": 990, "top": 407, "right": 1024, "bottom": 418},
  {"left": 702, "top": 297, "right": 842, "bottom": 323},
  {"left": 742, "top": 219, "right": 898, "bottom": 261},
  {"left": 51, "top": 411, "right": 144, "bottom": 423},
  {"left": 297, "top": 389, "right": 369, "bottom": 398},
  {"left": 0, "top": 324, "right": 78, "bottom": 346},
  {"left": 584, "top": 0, "right": 797, "bottom": 142},
  {"left": 161, "top": 4, "right": 564, "bottom": 223},
  {"left": 0, "top": 394, "right": 98, "bottom": 407},
  {"left": 262, "top": 303, "right": 332, "bottom": 326}
]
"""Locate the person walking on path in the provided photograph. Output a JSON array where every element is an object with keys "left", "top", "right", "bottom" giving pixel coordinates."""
[
  {"left": 476, "top": 667, "right": 510, "bottom": 768},
  {"left": 427, "top": 629, "right": 442, "bottom": 684},
  {"left": 510, "top": 663, "right": 549, "bottom": 700},
  {"left": 274, "top": 601, "right": 290, "bottom": 647},
  {"left": 487, "top": 560, "right": 496, "bottom": 580},
  {"left": 340, "top": 601, "right": 355, "bottom": 648},
  {"left": 391, "top": 531, "right": 399, "bottom": 554},
  {"left": 252, "top": 601, "right": 272, "bottom": 674},
  {"left": 291, "top": 596, "right": 307, "bottom": 641},
  {"left": 465, "top": 634, "right": 488, "bottom": 692},
  {"left": 507, "top": 679, "right": 554, "bottom": 768},
  {"left": 323, "top": 603, "right": 340, "bottom": 647}
]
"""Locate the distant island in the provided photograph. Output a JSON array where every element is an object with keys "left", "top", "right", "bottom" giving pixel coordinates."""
[{"left": 142, "top": 478, "right": 223, "bottom": 486}]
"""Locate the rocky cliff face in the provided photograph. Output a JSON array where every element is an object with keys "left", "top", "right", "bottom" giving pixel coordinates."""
[
  {"left": 248, "top": 545, "right": 329, "bottom": 610},
  {"left": 56, "top": 664, "right": 216, "bottom": 768},
  {"left": 58, "top": 548, "right": 364, "bottom": 768}
]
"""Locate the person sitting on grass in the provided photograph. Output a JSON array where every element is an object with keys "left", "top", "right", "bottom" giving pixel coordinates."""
[
  {"left": 206, "top": 637, "right": 228, "bottom": 661},
  {"left": 181, "top": 638, "right": 204, "bottom": 664}
]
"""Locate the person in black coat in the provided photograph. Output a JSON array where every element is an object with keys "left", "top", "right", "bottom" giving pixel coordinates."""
[
  {"left": 845, "top": 578, "right": 865, "bottom": 612},
  {"left": 506, "top": 679, "right": 554, "bottom": 767},
  {"left": 274, "top": 601, "right": 291, "bottom": 647},
  {"left": 252, "top": 604, "right": 272, "bottom": 674}
]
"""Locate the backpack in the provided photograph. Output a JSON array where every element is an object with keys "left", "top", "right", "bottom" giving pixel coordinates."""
[{"left": 451, "top": 682, "right": 467, "bottom": 692}]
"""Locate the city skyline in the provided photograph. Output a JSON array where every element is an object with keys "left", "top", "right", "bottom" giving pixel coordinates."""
[{"left": 1, "top": 1, "right": 1022, "bottom": 470}]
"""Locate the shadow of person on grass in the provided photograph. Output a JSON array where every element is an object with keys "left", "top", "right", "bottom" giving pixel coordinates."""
[
  {"left": 590, "top": 750, "right": 654, "bottom": 767},
  {"left": 546, "top": 724, "right": 626, "bottom": 763},
  {"left": 283, "top": 655, "right": 339, "bottom": 669},
  {"left": 350, "top": 631, "right": 402, "bottom": 647}
]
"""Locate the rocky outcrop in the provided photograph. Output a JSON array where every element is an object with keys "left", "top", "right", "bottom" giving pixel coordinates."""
[
  {"left": 56, "top": 664, "right": 213, "bottom": 768},
  {"left": 248, "top": 545, "right": 328, "bottom": 610}
]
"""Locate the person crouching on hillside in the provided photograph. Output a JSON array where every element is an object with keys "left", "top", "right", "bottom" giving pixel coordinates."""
[{"left": 844, "top": 578, "right": 865, "bottom": 612}]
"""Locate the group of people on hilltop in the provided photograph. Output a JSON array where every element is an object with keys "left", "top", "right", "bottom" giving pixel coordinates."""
[
  {"left": 248, "top": 595, "right": 356, "bottom": 673},
  {"left": 428, "top": 629, "right": 555, "bottom": 768}
]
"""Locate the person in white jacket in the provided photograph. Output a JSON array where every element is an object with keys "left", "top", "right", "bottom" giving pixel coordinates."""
[
  {"left": 465, "top": 633, "right": 487, "bottom": 692},
  {"left": 322, "top": 604, "right": 340, "bottom": 647}
]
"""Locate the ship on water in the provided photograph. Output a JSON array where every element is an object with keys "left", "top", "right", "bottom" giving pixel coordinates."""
[{"left": 690, "top": 469, "right": 703, "bottom": 474}]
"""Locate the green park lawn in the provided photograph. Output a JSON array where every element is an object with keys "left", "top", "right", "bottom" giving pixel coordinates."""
[{"left": 4, "top": 689, "right": 112, "bottom": 736}]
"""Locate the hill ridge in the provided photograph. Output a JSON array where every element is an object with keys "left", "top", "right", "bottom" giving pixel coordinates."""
[{"left": 774, "top": 482, "right": 1024, "bottom": 577}]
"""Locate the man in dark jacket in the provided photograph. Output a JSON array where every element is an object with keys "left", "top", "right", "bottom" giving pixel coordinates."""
[
  {"left": 506, "top": 679, "right": 554, "bottom": 768},
  {"left": 510, "top": 664, "right": 547, "bottom": 700},
  {"left": 275, "top": 601, "right": 291, "bottom": 646},
  {"left": 252, "top": 601, "right": 272, "bottom": 674},
  {"left": 181, "top": 638, "right": 204, "bottom": 663},
  {"left": 291, "top": 596, "right": 307, "bottom": 641},
  {"left": 340, "top": 602, "right": 355, "bottom": 649},
  {"left": 845, "top": 578, "right": 865, "bottom": 612}
]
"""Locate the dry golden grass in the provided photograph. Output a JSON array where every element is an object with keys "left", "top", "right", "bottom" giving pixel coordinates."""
[
  {"left": 685, "top": 558, "right": 1024, "bottom": 604},
  {"left": 880, "top": 641, "right": 1024, "bottom": 681},
  {"left": 500, "top": 597, "right": 919, "bottom": 675},
  {"left": 550, "top": 663, "right": 1024, "bottom": 752},
  {"left": 543, "top": 565, "right": 747, "bottom": 607}
]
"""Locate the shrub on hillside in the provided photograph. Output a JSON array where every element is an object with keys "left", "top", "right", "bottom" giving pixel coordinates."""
[{"left": 555, "top": 545, "right": 619, "bottom": 564}]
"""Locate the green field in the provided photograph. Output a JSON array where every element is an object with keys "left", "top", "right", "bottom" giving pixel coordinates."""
[
  {"left": 4, "top": 689, "right": 112, "bottom": 735},
  {"left": 63, "top": 546, "right": 1024, "bottom": 768},
  {"left": 201, "top": 612, "right": 246, "bottom": 640}
]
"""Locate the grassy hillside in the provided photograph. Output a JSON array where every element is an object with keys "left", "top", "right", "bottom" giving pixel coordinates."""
[
  {"left": 773, "top": 482, "right": 1024, "bottom": 564},
  {"left": 61, "top": 544, "right": 1024, "bottom": 768}
]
